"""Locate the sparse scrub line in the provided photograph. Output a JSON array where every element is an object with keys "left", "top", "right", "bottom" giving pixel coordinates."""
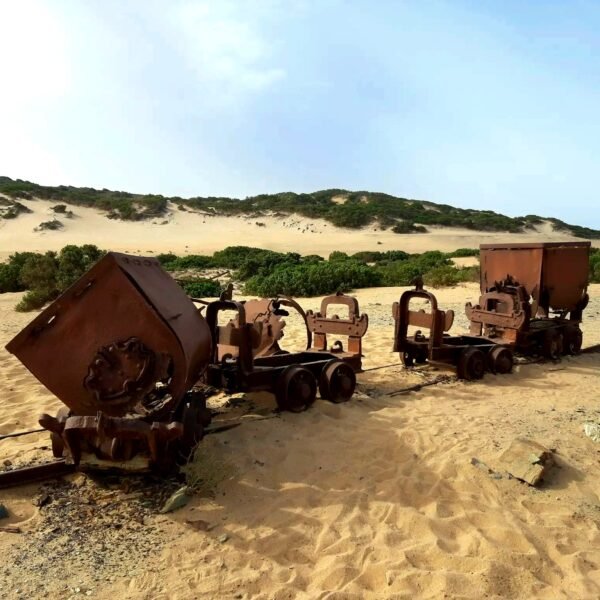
[
  {"left": 0, "top": 245, "right": 220, "bottom": 312},
  {"left": 2, "top": 176, "right": 598, "bottom": 238},
  {"left": 2, "top": 245, "right": 597, "bottom": 312}
]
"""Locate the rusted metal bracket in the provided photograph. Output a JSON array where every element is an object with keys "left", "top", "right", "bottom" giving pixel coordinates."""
[
  {"left": 0, "top": 460, "right": 76, "bottom": 490},
  {"left": 306, "top": 293, "right": 368, "bottom": 371}
]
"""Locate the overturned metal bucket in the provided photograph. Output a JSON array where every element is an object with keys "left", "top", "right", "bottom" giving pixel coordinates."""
[{"left": 6, "top": 252, "right": 212, "bottom": 419}]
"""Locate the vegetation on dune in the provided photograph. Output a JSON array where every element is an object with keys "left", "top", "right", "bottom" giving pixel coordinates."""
[
  {"left": 35, "top": 219, "right": 64, "bottom": 231},
  {"left": 177, "top": 279, "right": 222, "bottom": 298},
  {"left": 0, "top": 197, "right": 33, "bottom": 219},
  {"left": 2, "top": 244, "right": 599, "bottom": 312},
  {"left": 1, "top": 176, "right": 597, "bottom": 238},
  {"left": 159, "top": 245, "right": 480, "bottom": 296}
]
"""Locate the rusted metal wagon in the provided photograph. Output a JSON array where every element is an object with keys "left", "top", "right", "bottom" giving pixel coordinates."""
[
  {"left": 5, "top": 253, "right": 213, "bottom": 472},
  {"left": 393, "top": 286, "right": 513, "bottom": 380},
  {"left": 204, "top": 298, "right": 358, "bottom": 412},
  {"left": 466, "top": 242, "right": 590, "bottom": 358}
]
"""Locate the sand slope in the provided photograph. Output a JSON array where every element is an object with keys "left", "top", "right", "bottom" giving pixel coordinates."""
[
  {"left": 0, "top": 198, "right": 597, "bottom": 261},
  {"left": 1, "top": 284, "right": 600, "bottom": 598}
]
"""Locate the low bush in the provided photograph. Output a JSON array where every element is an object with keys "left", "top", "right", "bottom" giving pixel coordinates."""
[
  {"left": 0, "top": 245, "right": 105, "bottom": 311},
  {"left": 179, "top": 279, "right": 222, "bottom": 298},
  {"left": 35, "top": 219, "right": 63, "bottom": 231},
  {"left": 391, "top": 221, "right": 427, "bottom": 234},
  {"left": 447, "top": 248, "right": 479, "bottom": 258},
  {"left": 244, "top": 259, "right": 381, "bottom": 297},
  {"left": 161, "top": 254, "right": 214, "bottom": 271}
]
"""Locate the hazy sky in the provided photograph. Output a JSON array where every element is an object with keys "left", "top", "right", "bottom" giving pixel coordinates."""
[{"left": 1, "top": 0, "right": 599, "bottom": 226}]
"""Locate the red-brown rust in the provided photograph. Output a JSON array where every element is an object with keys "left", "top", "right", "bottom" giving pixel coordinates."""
[
  {"left": 5, "top": 253, "right": 212, "bottom": 419},
  {"left": 467, "top": 242, "right": 591, "bottom": 353},
  {"left": 306, "top": 293, "right": 368, "bottom": 371}
]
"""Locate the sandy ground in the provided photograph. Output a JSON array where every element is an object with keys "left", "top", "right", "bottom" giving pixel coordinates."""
[
  {"left": 1, "top": 283, "right": 600, "bottom": 599},
  {"left": 0, "top": 198, "right": 598, "bottom": 262}
]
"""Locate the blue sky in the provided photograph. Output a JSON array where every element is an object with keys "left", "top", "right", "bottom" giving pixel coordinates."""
[{"left": 1, "top": 0, "right": 599, "bottom": 226}]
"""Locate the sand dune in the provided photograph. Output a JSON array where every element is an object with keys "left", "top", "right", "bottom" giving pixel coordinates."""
[
  {"left": 1, "top": 284, "right": 600, "bottom": 598},
  {"left": 0, "top": 198, "right": 597, "bottom": 262}
]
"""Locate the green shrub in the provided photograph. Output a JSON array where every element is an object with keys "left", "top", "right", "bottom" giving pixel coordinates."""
[
  {"left": 156, "top": 252, "right": 178, "bottom": 266},
  {"left": 456, "top": 265, "right": 480, "bottom": 283},
  {"left": 179, "top": 279, "right": 222, "bottom": 297},
  {"left": 0, "top": 245, "right": 104, "bottom": 311},
  {"left": 0, "top": 263, "right": 23, "bottom": 292},
  {"left": 19, "top": 252, "right": 59, "bottom": 292},
  {"left": 163, "top": 254, "right": 214, "bottom": 271},
  {"left": 56, "top": 245, "right": 105, "bottom": 289},
  {"left": 350, "top": 250, "right": 410, "bottom": 264},
  {"left": 244, "top": 260, "right": 381, "bottom": 297},
  {"left": 391, "top": 221, "right": 427, "bottom": 234},
  {"left": 35, "top": 219, "right": 63, "bottom": 231},
  {"left": 1, "top": 201, "right": 32, "bottom": 219},
  {"left": 15, "top": 289, "right": 57, "bottom": 312},
  {"left": 423, "top": 265, "right": 461, "bottom": 288},
  {"left": 329, "top": 251, "right": 349, "bottom": 261},
  {"left": 447, "top": 248, "right": 479, "bottom": 258},
  {"left": 377, "top": 251, "right": 451, "bottom": 286}
]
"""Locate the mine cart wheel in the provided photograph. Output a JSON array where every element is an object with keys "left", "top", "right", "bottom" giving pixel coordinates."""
[
  {"left": 457, "top": 348, "right": 486, "bottom": 381},
  {"left": 275, "top": 366, "right": 317, "bottom": 413},
  {"left": 488, "top": 346, "right": 514, "bottom": 375},
  {"left": 400, "top": 351, "right": 415, "bottom": 367},
  {"left": 179, "top": 398, "right": 211, "bottom": 459},
  {"left": 563, "top": 325, "right": 583, "bottom": 355},
  {"left": 319, "top": 360, "right": 356, "bottom": 403},
  {"left": 415, "top": 348, "right": 428, "bottom": 364},
  {"left": 542, "top": 329, "right": 563, "bottom": 360}
]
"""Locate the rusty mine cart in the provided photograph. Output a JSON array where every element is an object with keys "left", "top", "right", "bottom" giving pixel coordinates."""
[
  {"left": 466, "top": 242, "right": 590, "bottom": 358},
  {"left": 393, "top": 286, "right": 514, "bottom": 380},
  {"left": 204, "top": 293, "right": 368, "bottom": 413}
]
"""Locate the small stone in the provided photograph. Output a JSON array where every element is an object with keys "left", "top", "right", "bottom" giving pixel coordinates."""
[
  {"left": 385, "top": 570, "right": 395, "bottom": 586},
  {"left": 160, "top": 487, "right": 191, "bottom": 514},
  {"left": 218, "top": 533, "right": 229, "bottom": 543},
  {"left": 0, "top": 504, "right": 8, "bottom": 519},
  {"left": 3, "top": 459, "right": 12, "bottom": 467}
]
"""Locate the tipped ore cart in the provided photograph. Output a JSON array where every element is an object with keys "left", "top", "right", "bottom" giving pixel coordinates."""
[{"left": 1, "top": 254, "right": 368, "bottom": 484}]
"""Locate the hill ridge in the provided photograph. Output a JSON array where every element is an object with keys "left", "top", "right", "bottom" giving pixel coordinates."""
[{"left": 1, "top": 176, "right": 598, "bottom": 239}]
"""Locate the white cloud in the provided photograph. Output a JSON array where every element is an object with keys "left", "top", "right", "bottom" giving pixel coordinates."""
[{"left": 169, "top": 1, "right": 285, "bottom": 102}]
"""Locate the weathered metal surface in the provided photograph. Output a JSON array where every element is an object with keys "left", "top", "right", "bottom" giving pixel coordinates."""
[
  {"left": 5, "top": 253, "right": 212, "bottom": 419},
  {"left": 40, "top": 410, "right": 184, "bottom": 466},
  {"left": 204, "top": 298, "right": 357, "bottom": 409},
  {"left": 469, "top": 243, "right": 590, "bottom": 355},
  {"left": 479, "top": 242, "right": 590, "bottom": 315},
  {"left": 306, "top": 293, "right": 368, "bottom": 371},
  {"left": 393, "top": 286, "right": 510, "bottom": 380},
  {"left": 466, "top": 283, "right": 530, "bottom": 343},
  {"left": 218, "top": 296, "right": 312, "bottom": 361},
  {"left": 0, "top": 460, "right": 76, "bottom": 490}
]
